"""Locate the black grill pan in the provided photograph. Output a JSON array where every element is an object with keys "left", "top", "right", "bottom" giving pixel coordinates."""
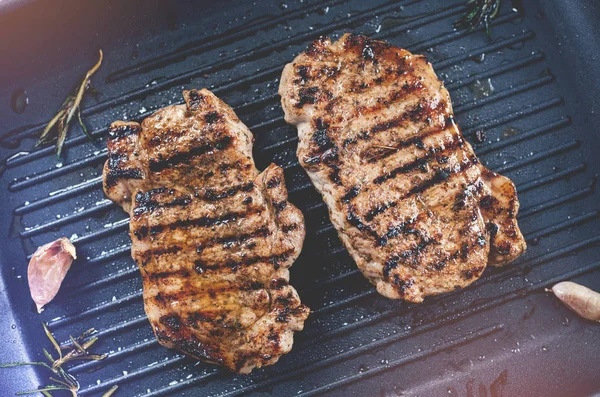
[{"left": 1, "top": 0, "right": 599, "bottom": 395}]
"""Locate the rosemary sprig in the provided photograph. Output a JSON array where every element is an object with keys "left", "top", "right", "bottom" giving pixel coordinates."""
[
  {"left": 0, "top": 323, "right": 114, "bottom": 396},
  {"left": 454, "top": 0, "right": 502, "bottom": 39},
  {"left": 36, "top": 50, "right": 103, "bottom": 158}
]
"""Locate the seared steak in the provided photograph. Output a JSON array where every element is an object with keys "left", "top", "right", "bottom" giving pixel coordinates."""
[
  {"left": 103, "top": 89, "right": 309, "bottom": 373},
  {"left": 279, "top": 34, "right": 526, "bottom": 303}
]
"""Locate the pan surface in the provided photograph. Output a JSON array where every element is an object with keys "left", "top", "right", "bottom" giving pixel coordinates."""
[{"left": 0, "top": 0, "right": 599, "bottom": 395}]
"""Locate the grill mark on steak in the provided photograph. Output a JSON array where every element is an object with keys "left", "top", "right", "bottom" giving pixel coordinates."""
[
  {"left": 104, "top": 89, "right": 309, "bottom": 373},
  {"left": 133, "top": 189, "right": 192, "bottom": 216},
  {"left": 383, "top": 234, "right": 486, "bottom": 279},
  {"left": 194, "top": 248, "right": 295, "bottom": 272},
  {"left": 363, "top": 157, "right": 477, "bottom": 225},
  {"left": 342, "top": 99, "right": 446, "bottom": 149},
  {"left": 372, "top": 139, "right": 465, "bottom": 185},
  {"left": 108, "top": 123, "right": 141, "bottom": 140},
  {"left": 133, "top": 207, "right": 263, "bottom": 239},
  {"left": 280, "top": 34, "right": 526, "bottom": 302},
  {"left": 201, "top": 182, "right": 255, "bottom": 201},
  {"left": 149, "top": 136, "right": 233, "bottom": 172},
  {"left": 105, "top": 168, "right": 144, "bottom": 188},
  {"left": 196, "top": 226, "right": 272, "bottom": 253}
]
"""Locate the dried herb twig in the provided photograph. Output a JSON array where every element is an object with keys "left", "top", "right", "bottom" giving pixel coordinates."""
[
  {"left": 37, "top": 50, "right": 103, "bottom": 158},
  {"left": 0, "top": 323, "right": 113, "bottom": 396},
  {"left": 454, "top": 0, "right": 502, "bottom": 39}
]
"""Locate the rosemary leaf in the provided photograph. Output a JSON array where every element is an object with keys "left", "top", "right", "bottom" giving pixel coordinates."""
[
  {"left": 15, "top": 385, "right": 70, "bottom": 395},
  {"left": 101, "top": 385, "right": 119, "bottom": 397},
  {"left": 37, "top": 50, "right": 103, "bottom": 158},
  {"left": 48, "top": 376, "right": 73, "bottom": 388},
  {"left": 454, "top": 0, "right": 502, "bottom": 38},
  {"left": 42, "top": 323, "right": 62, "bottom": 360},
  {"left": 81, "top": 335, "right": 98, "bottom": 351},
  {"left": 55, "top": 116, "right": 69, "bottom": 159},
  {"left": 77, "top": 108, "right": 94, "bottom": 142},
  {"left": 81, "top": 353, "right": 108, "bottom": 361},
  {"left": 0, "top": 361, "right": 53, "bottom": 371},
  {"left": 43, "top": 348, "right": 54, "bottom": 363},
  {"left": 36, "top": 109, "right": 65, "bottom": 147},
  {"left": 69, "top": 335, "right": 87, "bottom": 354},
  {"left": 41, "top": 391, "right": 53, "bottom": 397},
  {"left": 64, "top": 50, "right": 103, "bottom": 128}
]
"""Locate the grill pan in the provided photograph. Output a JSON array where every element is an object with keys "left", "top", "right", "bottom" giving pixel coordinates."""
[{"left": 1, "top": 0, "right": 599, "bottom": 395}]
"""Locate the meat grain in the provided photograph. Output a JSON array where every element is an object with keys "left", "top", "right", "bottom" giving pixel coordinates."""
[
  {"left": 103, "top": 89, "right": 309, "bottom": 373},
  {"left": 279, "top": 34, "right": 526, "bottom": 302}
]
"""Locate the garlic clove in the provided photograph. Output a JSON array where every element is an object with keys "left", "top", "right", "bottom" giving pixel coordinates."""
[
  {"left": 27, "top": 237, "right": 77, "bottom": 313},
  {"left": 552, "top": 281, "right": 600, "bottom": 322}
]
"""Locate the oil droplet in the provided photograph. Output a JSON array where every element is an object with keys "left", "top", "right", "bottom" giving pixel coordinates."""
[
  {"left": 502, "top": 126, "right": 520, "bottom": 138},
  {"left": 469, "top": 78, "right": 495, "bottom": 100},
  {"left": 11, "top": 89, "right": 29, "bottom": 114},
  {"left": 472, "top": 53, "right": 486, "bottom": 63},
  {"left": 279, "top": 3, "right": 288, "bottom": 10},
  {"left": 317, "top": 6, "right": 329, "bottom": 15},
  {"left": 358, "top": 364, "right": 369, "bottom": 373}
]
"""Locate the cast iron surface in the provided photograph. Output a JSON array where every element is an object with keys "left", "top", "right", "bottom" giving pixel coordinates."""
[{"left": 0, "top": 0, "right": 599, "bottom": 395}]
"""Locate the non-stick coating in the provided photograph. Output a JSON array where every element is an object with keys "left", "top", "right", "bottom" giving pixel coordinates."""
[{"left": 0, "top": 0, "right": 599, "bottom": 395}]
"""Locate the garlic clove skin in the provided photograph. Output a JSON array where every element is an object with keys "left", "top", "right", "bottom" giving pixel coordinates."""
[
  {"left": 552, "top": 281, "right": 600, "bottom": 322},
  {"left": 27, "top": 238, "right": 77, "bottom": 313}
]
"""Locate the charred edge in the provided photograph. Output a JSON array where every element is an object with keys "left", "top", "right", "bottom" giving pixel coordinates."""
[
  {"left": 281, "top": 224, "right": 298, "bottom": 233},
  {"left": 306, "top": 36, "right": 329, "bottom": 57},
  {"left": 276, "top": 305, "right": 307, "bottom": 323},
  {"left": 108, "top": 152, "right": 127, "bottom": 169},
  {"left": 267, "top": 176, "right": 281, "bottom": 189},
  {"left": 159, "top": 314, "right": 181, "bottom": 332},
  {"left": 202, "top": 182, "right": 255, "bottom": 201},
  {"left": 453, "top": 181, "right": 486, "bottom": 211},
  {"left": 186, "top": 90, "right": 204, "bottom": 111},
  {"left": 135, "top": 208, "right": 262, "bottom": 239},
  {"left": 463, "top": 266, "right": 485, "bottom": 280},
  {"left": 195, "top": 248, "right": 295, "bottom": 273},
  {"left": 156, "top": 332, "right": 225, "bottom": 366},
  {"left": 345, "top": 34, "right": 392, "bottom": 61},
  {"left": 105, "top": 168, "right": 143, "bottom": 188},
  {"left": 197, "top": 226, "right": 272, "bottom": 253},
  {"left": 108, "top": 124, "right": 141, "bottom": 140},
  {"left": 270, "top": 278, "right": 289, "bottom": 290},
  {"left": 295, "top": 64, "right": 340, "bottom": 86},
  {"left": 149, "top": 136, "right": 233, "bottom": 172}
]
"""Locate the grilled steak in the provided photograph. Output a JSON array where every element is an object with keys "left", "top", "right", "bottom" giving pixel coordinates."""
[
  {"left": 103, "top": 89, "right": 309, "bottom": 373},
  {"left": 279, "top": 34, "right": 526, "bottom": 303}
]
